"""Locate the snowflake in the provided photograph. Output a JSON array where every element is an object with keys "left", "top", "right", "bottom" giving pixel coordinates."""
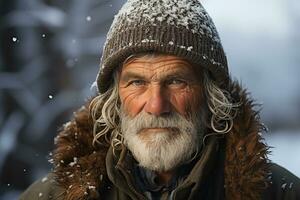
[
  {"left": 86, "top": 16, "right": 92, "bottom": 21},
  {"left": 41, "top": 177, "right": 48, "bottom": 183}
]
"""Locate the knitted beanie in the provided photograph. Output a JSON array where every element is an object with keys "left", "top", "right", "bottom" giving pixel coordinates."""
[{"left": 96, "top": 0, "right": 229, "bottom": 93}]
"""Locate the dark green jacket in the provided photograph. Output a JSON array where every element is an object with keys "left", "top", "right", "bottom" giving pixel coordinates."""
[
  {"left": 20, "top": 81, "right": 300, "bottom": 200},
  {"left": 19, "top": 163, "right": 300, "bottom": 200}
]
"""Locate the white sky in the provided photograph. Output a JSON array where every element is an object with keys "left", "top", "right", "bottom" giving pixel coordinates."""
[{"left": 202, "top": 0, "right": 300, "bottom": 124}]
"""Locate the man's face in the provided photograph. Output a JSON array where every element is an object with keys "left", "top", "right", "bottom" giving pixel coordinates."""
[
  {"left": 118, "top": 54, "right": 204, "bottom": 171},
  {"left": 119, "top": 54, "right": 202, "bottom": 119}
]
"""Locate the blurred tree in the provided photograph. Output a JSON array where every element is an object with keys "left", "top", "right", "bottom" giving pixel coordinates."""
[{"left": 0, "top": 0, "right": 124, "bottom": 198}]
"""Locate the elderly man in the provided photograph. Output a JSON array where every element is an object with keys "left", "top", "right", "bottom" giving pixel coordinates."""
[{"left": 20, "top": 0, "right": 300, "bottom": 199}]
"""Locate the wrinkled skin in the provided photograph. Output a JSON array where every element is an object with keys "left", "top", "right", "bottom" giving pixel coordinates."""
[{"left": 118, "top": 54, "right": 203, "bottom": 120}]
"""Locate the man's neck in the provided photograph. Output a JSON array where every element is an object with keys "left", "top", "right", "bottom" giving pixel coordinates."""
[{"left": 156, "top": 170, "right": 175, "bottom": 185}]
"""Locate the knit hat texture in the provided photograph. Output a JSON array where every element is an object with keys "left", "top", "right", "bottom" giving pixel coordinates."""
[{"left": 97, "top": 0, "right": 229, "bottom": 93}]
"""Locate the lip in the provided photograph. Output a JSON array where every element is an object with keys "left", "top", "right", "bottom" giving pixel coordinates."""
[{"left": 140, "top": 128, "right": 173, "bottom": 133}]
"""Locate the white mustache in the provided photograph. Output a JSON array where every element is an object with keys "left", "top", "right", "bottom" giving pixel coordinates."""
[{"left": 121, "top": 110, "right": 193, "bottom": 134}]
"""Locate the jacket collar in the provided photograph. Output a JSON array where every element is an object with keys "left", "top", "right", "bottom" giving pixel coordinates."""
[{"left": 105, "top": 137, "right": 221, "bottom": 199}]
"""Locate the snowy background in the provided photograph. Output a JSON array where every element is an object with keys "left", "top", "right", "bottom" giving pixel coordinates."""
[{"left": 0, "top": 0, "right": 299, "bottom": 199}]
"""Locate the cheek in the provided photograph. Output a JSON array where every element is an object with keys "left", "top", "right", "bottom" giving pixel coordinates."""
[
  {"left": 170, "top": 87, "right": 202, "bottom": 115},
  {"left": 119, "top": 88, "right": 145, "bottom": 116}
]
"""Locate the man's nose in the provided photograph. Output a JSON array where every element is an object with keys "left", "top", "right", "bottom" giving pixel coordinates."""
[{"left": 144, "top": 85, "right": 171, "bottom": 116}]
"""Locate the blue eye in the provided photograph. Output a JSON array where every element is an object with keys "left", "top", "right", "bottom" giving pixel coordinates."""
[
  {"left": 129, "top": 80, "right": 146, "bottom": 86},
  {"left": 167, "top": 79, "right": 185, "bottom": 85}
]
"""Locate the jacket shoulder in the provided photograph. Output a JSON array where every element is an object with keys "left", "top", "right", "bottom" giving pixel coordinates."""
[
  {"left": 19, "top": 173, "right": 65, "bottom": 200},
  {"left": 263, "top": 163, "right": 300, "bottom": 200}
]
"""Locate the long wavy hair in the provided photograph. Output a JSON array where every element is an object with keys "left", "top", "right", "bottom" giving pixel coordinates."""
[{"left": 89, "top": 55, "right": 240, "bottom": 151}]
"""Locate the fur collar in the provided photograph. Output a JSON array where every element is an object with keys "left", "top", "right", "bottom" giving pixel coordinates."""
[{"left": 52, "top": 79, "right": 270, "bottom": 200}]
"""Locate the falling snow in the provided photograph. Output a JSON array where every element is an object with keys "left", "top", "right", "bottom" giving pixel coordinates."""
[
  {"left": 48, "top": 95, "right": 53, "bottom": 99},
  {"left": 41, "top": 177, "right": 48, "bottom": 183},
  {"left": 12, "top": 37, "right": 18, "bottom": 42},
  {"left": 86, "top": 16, "right": 92, "bottom": 21},
  {"left": 66, "top": 59, "right": 76, "bottom": 68}
]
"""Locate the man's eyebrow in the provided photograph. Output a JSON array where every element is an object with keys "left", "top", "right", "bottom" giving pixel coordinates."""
[
  {"left": 120, "top": 72, "right": 145, "bottom": 82},
  {"left": 163, "top": 68, "right": 198, "bottom": 79},
  {"left": 120, "top": 67, "right": 198, "bottom": 82},
  {"left": 165, "top": 70, "right": 191, "bottom": 77}
]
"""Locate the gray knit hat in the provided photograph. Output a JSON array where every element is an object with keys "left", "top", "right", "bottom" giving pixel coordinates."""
[{"left": 96, "top": 0, "right": 229, "bottom": 93}]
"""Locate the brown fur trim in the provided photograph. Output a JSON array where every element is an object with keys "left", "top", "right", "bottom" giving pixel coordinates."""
[
  {"left": 52, "top": 104, "right": 109, "bottom": 200},
  {"left": 51, "top": 79, "right": 271, "bottom": 200},
  {"left": 224, "top": 81, "right": 270, "bottom": 200}
]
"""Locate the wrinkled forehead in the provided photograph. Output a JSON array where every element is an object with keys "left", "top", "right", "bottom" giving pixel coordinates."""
[{"left": 119, "top": 53, "right": 203, "bottom": 76}]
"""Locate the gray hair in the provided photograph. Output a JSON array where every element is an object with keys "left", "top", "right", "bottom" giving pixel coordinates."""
[
  {"left": 90, "top": 72, "right": 122, "bottom": 149},
  {"left": 90, "top": 58, "right": 240, "bottom": 151}
]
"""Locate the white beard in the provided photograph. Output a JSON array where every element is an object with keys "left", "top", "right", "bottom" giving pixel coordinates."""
[{"left": 121, "top": 109, "right": 204, "bottom": 172}]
